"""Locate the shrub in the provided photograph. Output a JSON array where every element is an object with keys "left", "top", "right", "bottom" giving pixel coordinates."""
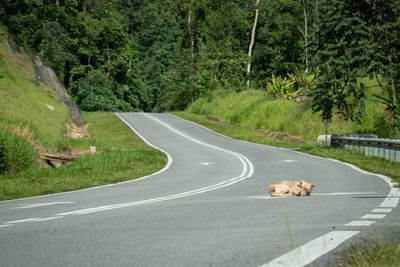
[{"left": 0, "top": 128, "right": 37, "bottom": 174}]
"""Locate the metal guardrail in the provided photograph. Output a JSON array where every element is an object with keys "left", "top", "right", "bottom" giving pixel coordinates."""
[{"left": 328, "top": 135, "right": 400, "bottom": 162}]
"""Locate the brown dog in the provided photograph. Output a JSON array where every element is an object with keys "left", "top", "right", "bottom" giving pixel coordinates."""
[
  {"left": 268, "top": 181, "right": 302, "bottom": 197},
  {"left": 268, "top": 180, "right": 315, "bottom": 197}
]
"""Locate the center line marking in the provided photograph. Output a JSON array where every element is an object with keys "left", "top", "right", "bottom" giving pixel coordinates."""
[
  {"left": 11, "top": 202, "right": 75, "bottom": 209},
  {"left": 5, "top": 218, "right": 41, "bottom": 224}
]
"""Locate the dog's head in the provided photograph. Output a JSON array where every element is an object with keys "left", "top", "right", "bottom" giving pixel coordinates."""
[
  {"left": 292, "top": 181, "right": 303, "bottom": 196},
  {"left": 299, "top": 180, "right": 315, "bottom": 196}
]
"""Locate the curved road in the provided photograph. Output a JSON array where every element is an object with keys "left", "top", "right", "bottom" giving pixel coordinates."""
[{"left": 0, "top": 113, "right": 399, "bottom": 266}]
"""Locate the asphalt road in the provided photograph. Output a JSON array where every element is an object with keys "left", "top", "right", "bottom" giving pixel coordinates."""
[{"left": 0, "top": 113, "right": 399, "bottom": 267}]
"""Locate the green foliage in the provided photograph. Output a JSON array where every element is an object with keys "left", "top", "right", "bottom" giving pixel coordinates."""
[
  {"left": 266, "top": 74, "right": 296, "bottom": 99},
  {"left": 69, "top": 70, "right": 131, "bottom": 112},
  {"left": 187, "top": 87, "right": 392, "bottom": 142},
  {"left": 0, "top": 128, "right": 37, "bottom": 174},
  {"left": 309, "top": 0, "right": 371, "bottom": 121},
  {"left": 1, "top": 0, "right": 399, "bottom": 116}
]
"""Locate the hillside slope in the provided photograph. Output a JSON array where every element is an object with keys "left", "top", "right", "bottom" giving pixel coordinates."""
[
  {"left": 0, "top": 29, "right": 74, "bottom": 172},
  {"left": 187, "top": 89, "right": 395, "bottom": 143},
  {"left": 0, "top": 29, "right": 166, "bottom": 199}
]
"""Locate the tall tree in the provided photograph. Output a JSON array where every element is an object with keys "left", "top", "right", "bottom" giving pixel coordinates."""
[{"left": 309, "top": 0, "right": 371, "bottom": 122}]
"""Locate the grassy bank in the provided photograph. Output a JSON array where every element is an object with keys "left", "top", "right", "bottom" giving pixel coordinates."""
[
  {"left": 0, "top": 112, "right": 166, "bottom": 200},
  {"left": 338, "top": 239, "right": 400, "bottom": 267},
  {"left": 187, "top": 89, "right": 396, "bottom": 142}
]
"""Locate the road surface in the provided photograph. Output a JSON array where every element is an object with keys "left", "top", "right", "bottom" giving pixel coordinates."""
[{"left": 0, "top": 113, "right": 399, "bottom": 266}]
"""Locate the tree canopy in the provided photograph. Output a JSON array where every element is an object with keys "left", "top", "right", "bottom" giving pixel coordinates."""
[{"left": 1, "top": 0, "right": 399, "bottom": 130}]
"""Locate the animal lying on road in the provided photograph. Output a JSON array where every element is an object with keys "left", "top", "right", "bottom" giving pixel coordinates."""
[{"left": 268, "top": 180, "right": 315, "bottom": 197}]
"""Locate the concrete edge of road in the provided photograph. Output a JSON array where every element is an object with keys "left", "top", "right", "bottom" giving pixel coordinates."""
[{"left": 0, "top": 113, "right": 174, "bottom": 204}]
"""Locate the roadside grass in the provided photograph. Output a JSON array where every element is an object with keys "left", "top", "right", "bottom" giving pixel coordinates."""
[
  {"left": 0, "top": 113, "right": 166, "bottom": 200},
  {"left": 337, "top": 238, "right": 400, "bottom": 267},
  {"left": 187, "top": 89, "right": 396, "bottom": 142}
]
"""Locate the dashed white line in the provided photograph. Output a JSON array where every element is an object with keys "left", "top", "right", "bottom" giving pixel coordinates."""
[
  {"left": 345, "top": 221, "right": 376, "bottom": 227},
  {"left": 361, "top": 214, "right": 386, "bottom": 219},
  {"left": 260, "top": 231, "right": 359, "bottom": 267},
  {"left": 379, "top": 188, "right": 400, "bottom": 208},
  {"left": 371, "top": 208, "right": 392, "bottom": 213}
]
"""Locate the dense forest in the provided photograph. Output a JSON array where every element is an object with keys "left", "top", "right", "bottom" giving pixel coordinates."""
[{"left": 0, "top": 0, "right": 399, "bottom": 127}]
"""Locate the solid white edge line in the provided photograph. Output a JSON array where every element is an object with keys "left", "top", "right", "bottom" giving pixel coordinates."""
[
  {"left": 0, "top": 113, "right": 173, "bottom": 204},
  {"left": 56, "top": 113, "right": 254, "bottom": 216},
  {"left": 260, "top": 231, "right": 359, "bottom": 267}
]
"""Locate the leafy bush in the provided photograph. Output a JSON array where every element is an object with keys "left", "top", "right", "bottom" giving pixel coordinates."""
[
  {"left": 266, "top": 74, "right": 297, "bottom": 99},
  {"left": 0, "top": 128, "right": 37, "bottom": 174}
]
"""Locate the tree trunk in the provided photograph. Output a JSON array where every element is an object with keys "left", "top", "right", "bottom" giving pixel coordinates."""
[
  {"left": 187, "top": 0, "right": 195, "bottom": 102},
  {"left": 388, "top": 53, "right": 397, "bottom": 104},
  {"left": 246, "top": 0, "right": 260, "bottom": 87},
  {"left": 188, "top": 0, "right": 195, "bottom": 66},
  {"left": 302, "top": 0, "right": 309, "bottom": 74}
]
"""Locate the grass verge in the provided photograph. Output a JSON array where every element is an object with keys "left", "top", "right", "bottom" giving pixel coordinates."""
[
  {"left": 0, "top": 112, "right": 166, "bottom": 201},
  {"left": 337, "top": 238, "right": 400, "bottom": 267}
]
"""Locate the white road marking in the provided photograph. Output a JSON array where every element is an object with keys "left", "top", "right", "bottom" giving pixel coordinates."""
[
  {"left": 5, "top": 218, "right": 41, "bottom": 224},
  {"left": 260, "top": 231, "right": 359, "bottom": 267},
  {"left": 344, "top": 221, "right": 376, "bottom": 227},
  {"left": 31, "top": 216, "right": 64, "bottom": 222},
  {"left": 361, "top": 214, "right": 386, "bottom": 219},
  {"left": 282, "top": 159, "right": 298, "bottom": 163},
  {"left": 312, "top": 192, "right": 377, "bottom": 196},
  {"left": 200, "top": 162, "right": 215, "bottom": 166},
  {"left": 54, "top": 113, "right": 254, "bottom": 216},
  {"left": 371, "top": 208, "right": 392, "bottom": 213},
  {"left": 11, "top": 202, "right": 75, "bottom": 209},
  {"left": 379, "top": 188, "right": 400, "bottom": 208}
]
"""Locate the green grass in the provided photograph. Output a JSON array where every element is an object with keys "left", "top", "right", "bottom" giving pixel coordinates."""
[
  {"left": 187, "top": 89, "right": 397, "bottom": 142},
  {"left": 0, "top": 112, "right": 166, "bottom": 200},
  {"left": 0, "top": 39, "right": 72, "bottom": 150},
  {"left": 338, "top": 239, "right": 400, "bottom": 267}
]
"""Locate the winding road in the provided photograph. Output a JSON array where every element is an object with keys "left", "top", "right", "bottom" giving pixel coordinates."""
[{"left": 0, "top": 113, "right": 399, "bottom": 266}]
